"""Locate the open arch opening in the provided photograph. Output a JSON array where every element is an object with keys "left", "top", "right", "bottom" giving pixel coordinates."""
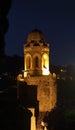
[
  {"left": 34, "top": 56, "right": 39, "bottom": 68},
  {"left": 26, "top": 55, "right": 31, "bottom": 69},
  {"left": 42, "top": 53, "right": 50, "bottom": 75}
]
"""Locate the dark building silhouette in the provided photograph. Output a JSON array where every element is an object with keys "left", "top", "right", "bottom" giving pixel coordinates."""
[
  {"left": 17, "top": 82, "right": 39, "bottom": 123},
  {"left": 0, "top": 0, "right": 12, "bottom": 57},
  {"left": 0, "top": 86, "right": 33, "bottom": 130}
]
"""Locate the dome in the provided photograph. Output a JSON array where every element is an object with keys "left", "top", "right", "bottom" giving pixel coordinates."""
[{"left": 27, "top": 29, "right": 45, "bottom": 42}]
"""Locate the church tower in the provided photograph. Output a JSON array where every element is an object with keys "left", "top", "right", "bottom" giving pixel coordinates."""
[
  {"left": 18, "top": 29, "right": 57, "bottom": 130},
  {"left": 24, "top": 29, "right": 50, "bottom": 77}
]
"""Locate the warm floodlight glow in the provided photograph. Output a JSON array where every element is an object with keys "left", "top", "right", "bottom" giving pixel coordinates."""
[
  {"left": 17, "top": 74, "right": 24, "bottom": 81},
  {"left": 42, "top": 53, "right": 50, "bottom": 75},
  {"left": 24, "top": 71, "right": 27, "bottom": 77},
  {"left": 41, "top": 121, "right": 48, "bottom": 130},
  {"left": 28, "top": 108, "right": 36, "bottom": 130},
  {"left": 43, "top": 67, "right": 50, "bottom": 75}
]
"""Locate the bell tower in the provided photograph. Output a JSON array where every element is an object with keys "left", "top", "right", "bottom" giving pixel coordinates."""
[
  {"left": 24, "top": 29, "right": 50, "bottom": 77},
  {"left": 17, "top": 29, "right": 57, "bottom": 130}
]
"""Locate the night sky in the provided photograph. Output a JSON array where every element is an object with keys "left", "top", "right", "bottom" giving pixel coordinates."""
[{"left": 5, "top": 0, "right": 75, "bottom": 66}]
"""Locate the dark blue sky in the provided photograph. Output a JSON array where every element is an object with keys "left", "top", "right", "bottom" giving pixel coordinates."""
[{"left": 5, "top": 0, "right": 75, "bottom": 66}]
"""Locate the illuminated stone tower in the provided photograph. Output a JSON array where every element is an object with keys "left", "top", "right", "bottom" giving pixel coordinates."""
[
  {"left": 24, "top": 29, "right": 50, "bottom": 77},
  {"left": 18, "top": 29, "right": 57, "bottom": 130}
]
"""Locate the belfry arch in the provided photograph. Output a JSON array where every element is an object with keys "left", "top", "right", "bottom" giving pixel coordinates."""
[
  {"left": 25, "top": 54, "right": 32, "bottom": 69},
  {"left": 42, "top": 53, "right": 49, "bottom": 75},
  {"left": 34, "top": 56, "right": 39, "bottom": 68}
]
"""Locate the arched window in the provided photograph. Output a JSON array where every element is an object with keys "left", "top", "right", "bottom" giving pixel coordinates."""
[
  {"left": 26, "top": 56, "right": 31, "bottom": 69},
  {"left": 34, "top": 56, "right": 39, "bottom": 68},
  {"left": 42, "top": 54, "right": 49, "bottom": 69}
]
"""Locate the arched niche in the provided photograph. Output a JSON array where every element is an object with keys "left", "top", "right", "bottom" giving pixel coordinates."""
[
  {"left": 25, "top": 54, "right": 32, "bottom": 70},
  {"left": 42, "top": 53, "right": 49, "bottom": 75}
]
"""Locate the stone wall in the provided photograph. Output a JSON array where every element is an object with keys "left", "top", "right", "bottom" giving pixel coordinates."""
[{"left": 24, "top": 75, "right": 57, "bottom": 112}]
